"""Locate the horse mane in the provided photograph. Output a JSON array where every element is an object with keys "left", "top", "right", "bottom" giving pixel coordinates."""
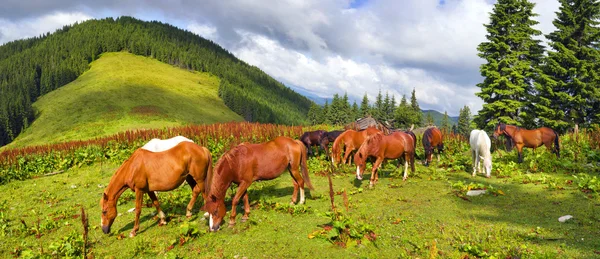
[
  {"left": 210, "top": 144, "right": 249, "bottom": 200},
  {"left": 404, "top": 130, "right": 417, "bottom": 149},
  {"left": 423, "top": 128, "right": 433, "bottom": 151}
]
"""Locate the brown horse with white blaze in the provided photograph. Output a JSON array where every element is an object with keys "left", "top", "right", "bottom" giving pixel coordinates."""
[
  {"left": 493, "top": 123, "right": 560, "bottom": 163},
  {"left": 422, "top": 127, "right": 444, "bottom": 166},
  {"left": 100, "top": 141, "right": 212, "bottom": 237},
  {"left": 203, "top": 136, "right": 313, "bottom": 232},
  {"left": 354, "top": 131, "right": 416, "bottom": 187},
  {"left": 331, "top": 127, "right": 382, "bottom": 166}
]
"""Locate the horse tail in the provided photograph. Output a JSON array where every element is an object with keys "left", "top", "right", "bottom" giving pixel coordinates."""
[
  {"left": 203, "top": 147, "right": 214, "bottom": 196},
  {"left": 299, "top": 142, "right": 314, "bottom": 190},
  {"left": 553, "top": 129, "right": 560, "bottom": 158}
]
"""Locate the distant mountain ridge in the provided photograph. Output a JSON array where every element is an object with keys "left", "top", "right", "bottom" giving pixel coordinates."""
[{"left": 422, "top": 109, "right": 458, "bottom": 126}]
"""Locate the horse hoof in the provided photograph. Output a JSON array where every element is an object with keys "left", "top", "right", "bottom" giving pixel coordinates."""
[
  {"left": 158, "top": 221, "right": 167, "bottom": 226},
  {"left": 186, "top": 213, "right": 192, "bottom": 218},
  {"left": 228, "top": 222, "right": 236, "bottom": 228},
  {"left": 129, "top": 232, "right": 136, "bottom": 238},
  {"left": 241, "top": 217, "right": 249, "bottom": 222},
  {"left": 402, "top": 177, "right": 407, "bottom": 181}
]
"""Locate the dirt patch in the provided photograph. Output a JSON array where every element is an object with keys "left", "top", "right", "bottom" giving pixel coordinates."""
[{"left": 129, "top": 105, "right": 166, "bottom": 117}]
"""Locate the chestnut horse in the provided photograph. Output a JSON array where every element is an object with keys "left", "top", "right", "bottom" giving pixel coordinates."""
[
  {"left": 299, "top": 130, "right": 327, "bottom": 156},
  {"left": 318, "top": 130, "right": 344, "bottom": 158},
  {"left": 493, "top": 123, "right": 560, "bottom": 163},
  {"left": 422, "top": 127, "right": 444, "bottom": 166},
  {"left": 354, "top": 131, "right": 416, "bottom": 186},
  {"left": 100, "top": 141, "right": 212, "bottom": 237},
  {"left": 203, "top": 136, "right": 313, "bottom": 231},
  {"left": 331, "top": 127, "right": 382, "bottom": 166}
]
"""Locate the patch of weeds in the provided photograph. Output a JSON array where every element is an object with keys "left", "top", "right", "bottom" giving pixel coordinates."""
[
  {"left": 573, "top": 173, "right": 600, "bottom": 194},
  {"left": 48, "top": 231, "right": 85, "bottom": 257},
  {"left": 117, "top": 191, "right": 135, "bottom": 205},
  {"left": 0, "top": 200, "right": 10, "bottom": 236},
  {"left": 254, "top": 199, "right": 313, "bottom": 215},
  {"left": 458, "top": 243, "right": 490, "bottom": 258},
  {"left": 449, "top": 180, "right": 504, "bottom": 200},
  {"left": 309, "top": 211, "right": 376, "bottom": 248}
]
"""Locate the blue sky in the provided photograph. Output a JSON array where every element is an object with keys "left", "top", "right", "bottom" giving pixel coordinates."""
[{"left": 0, "top": 0, "right": 560, "bottom": 116}]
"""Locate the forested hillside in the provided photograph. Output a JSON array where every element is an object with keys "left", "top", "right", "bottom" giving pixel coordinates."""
[{"left": 0, "top": 16, "right": 312, "bottom": 146}]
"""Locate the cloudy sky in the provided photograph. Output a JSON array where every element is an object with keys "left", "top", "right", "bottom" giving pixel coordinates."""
[{"left": 0, "top": 0, "right": 560, "bottom": 116}]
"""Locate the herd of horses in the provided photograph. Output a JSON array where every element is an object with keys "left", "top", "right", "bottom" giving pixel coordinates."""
[{"left": 100, "top": 123, "right": 561, "bottom": 236}]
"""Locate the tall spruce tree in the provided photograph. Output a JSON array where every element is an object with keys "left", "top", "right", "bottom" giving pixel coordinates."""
[
  {"left": 475, "top": 0, "right": 545, "bottom": 130},
  {"left": 373, "top": 89, "right": 384, "bottom": 120},
  {"left": 458, "top": 106, "right": 473, "bottom": 136},
  {"left": 394, "top": 94, "right": 412, "bottom": 128},
  {"left": 535, "top": 0, "right": 600, "bottom": 132},
  {"left": 425, "top": 112, "right": 435, "bottom": 126},
  {"left": 351, "top": 101, "right": 360, "bottom": 121},
  {"left": 383, "top": 92, "right": 391, "bottom": 121},
  {"left": 307, "top": 103, "right": 322, "bottom": 125},
  {"left": 410, "top": 88, "right": 423, "bottom": 127},
  {"left": 441, "top": 111, "right": 451, "bottom": 134},
  {"left": 360, "top": 93, "right": 370, "bottom": 117}
]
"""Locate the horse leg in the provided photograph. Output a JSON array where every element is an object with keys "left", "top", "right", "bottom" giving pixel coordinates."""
[
  {"left": 229, "top": 181, "right": 251, "bottom": 227},
  {"left": 185, "top": 176, "right": 202, "bottom": 218},
  {"left": 289, "top": 163, "right": 306, "bottom": 205},
  {"left": 241, "top": 192, "right": 250, "bottom": 222},
  {"left": 147, "top": 192, "right": 166, "bottom": 225},
  {"left": 343, "top": 146, "right": 353, "bottom": 165},
  {"left": 517, "top": 144, "right": 524, "bottom": 163},
  {"left": 402, "top": 153, "right": 409, "bottom": 181},
  {"left": 471, "top": 150, "right": 477, "bottom": 177},
  {"left": 370, "top": 158, "right": 384, "bottom": 187},
  {"left": 130, "top": 190, "right": 144, "bottom": 238}
]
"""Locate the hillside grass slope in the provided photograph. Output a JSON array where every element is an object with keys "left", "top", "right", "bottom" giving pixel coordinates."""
[{"left": 5, "top": 52, "right": 242, "bottom": 148}]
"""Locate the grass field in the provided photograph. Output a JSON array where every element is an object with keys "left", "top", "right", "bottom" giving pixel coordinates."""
[
  {"left": 1, "top": 132, "right": 598, "bottom": 258},
  {"left": 4, "top": 52, "right": 243, "bottom": 149}
]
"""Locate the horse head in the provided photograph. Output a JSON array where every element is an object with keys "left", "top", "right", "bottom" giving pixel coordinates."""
[
  {"left": 100, "top": 193, "right": 117, "bottom": 234},
  {"left": 205, "top": 194, "right": 227, "bottom": 232},
  {"left": 481, "top": 155, "right": 492, "bottom": 177},
  {"left": 493, "top": 123, "right": 506, "bottom": 139},
  {"left": 354, "top": 133, "right": 383, "bottom": 179}
]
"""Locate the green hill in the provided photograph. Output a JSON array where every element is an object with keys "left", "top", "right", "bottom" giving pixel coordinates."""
[
  {"left": 4, "top": 52, "right": 243, "bottom": 148},
  {"left": 422, "top": 109, "right": 458, "bottom": 126},
  {"left": 0, "top": 16, "right": 312, "bottom": 147}
]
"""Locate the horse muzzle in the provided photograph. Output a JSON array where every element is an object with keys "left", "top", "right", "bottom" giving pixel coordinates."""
[{"left": 102, "top": 225, "right": 111, "bottom": 234}]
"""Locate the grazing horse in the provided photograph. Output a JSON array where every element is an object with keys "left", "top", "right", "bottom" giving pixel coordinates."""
[
  {"left": 422, "top": 127, "right": 444, "bottom": 166},
  {"left": 141, "top": 136, "right": 194, "bottom": 152},
  {"left": 470, "top": 130, "right": 492, "bottom": 178},
  {"left": 203, "top": 136, "right": 314, "bottom": 232},
  {"left": 354, "top": 131, "right": 416, "bottom": 186},
  {"left": 493, "top": 123, "right": 560, "bottom": 163},
  {"left": 331, "top": 127, "right": 382, "bottom": 166},
  {"left": 299, "top": 130, "right": 327, "bottom": 156},
  {"left": 319, "top": 130, "right": 344, "bottom": 158},
  {"left": 100, "top": 141, "right": 212, "bottom": 237}
]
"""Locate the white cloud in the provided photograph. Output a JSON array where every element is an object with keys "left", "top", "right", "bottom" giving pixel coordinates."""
[{"left": 0, "top": 11, "right": 92, "bottom": 44}]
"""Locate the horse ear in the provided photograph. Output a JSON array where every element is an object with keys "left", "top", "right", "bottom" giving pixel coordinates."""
[
  {"left": 103, "top": 193, "right": 108, "bottom": 201},
  {"left": 210, "top": 195, "right": 217, "bottom": 202}
]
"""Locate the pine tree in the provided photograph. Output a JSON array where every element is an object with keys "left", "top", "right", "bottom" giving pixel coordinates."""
[
  {"left": 373, "top": 89, "right": 384, "bottom": 120},
  {"left": 394, "top": 94, "right": 412, "bottom": 128},
  {"left": 458, "top": 105, "right": 473, "bottom": 136},
  {"left": 389, "top": 95, "right": 396, "bottom": 118},
  {"left": 474, "top": 0, "right": 545, "bottom": 130},
  {"left": 425, "top": 112, "right": 435, "bottom": 126},
  {"left": 351, "top": 101, "right": 359, "bottom": 121},
  {"left": 307, "top": 103, "right": 322, "bottom": 125},
  {"left": 341, "top": 93, "right": 352, "bottom": 124},
  {"left": 535, "top": 0, "right": 600, "bottom": 132},
  {"left": 383, "top": 92, "right": 391, "bottom": 121},
  {"left": 322, "top": 100, "right": 331, "bottom": 125},
  {"left": 360, "top": 93, "right": 370, "bottom": 117},
  {"left": 441, "top": 111, "right": 451, "bottom": 134},
  {"left": 410, "top": 88, "right": 422, "bottom": 127}
]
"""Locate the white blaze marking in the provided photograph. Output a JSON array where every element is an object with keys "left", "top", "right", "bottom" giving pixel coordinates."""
[
  {"left": 356, "top": 166, "right": 360, "bottom": 178},
  {"left": 404, "top": 161, "right": 408, "bottom": 179},
  {"left": 209, "top": 214, "right": 214, "bottom": 230}
]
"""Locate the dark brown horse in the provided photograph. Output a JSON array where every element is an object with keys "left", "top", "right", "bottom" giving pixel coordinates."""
[
  {"left": 319, "top": 130, "right": 344, "bottom": 158},
  {"left": 203, "top": 136, "right": 314, "bottom": 231},
  {"left": 331, "top": 127, "right": 382, "bottom": 166},
  {"left": 422, "top": 127, "right": 444, "bottom": 166},
  {"left": 100, "top": 141, "right": 212, "bottom": 237},
  {"left": 299, "top": 130, "right": 327, "bottom": 156},
  {"left": 354, "top": 131, "right": 416, "bottom": 186},
  {"left": 493, "top": 123, "right": 560, "bottom": 163}
]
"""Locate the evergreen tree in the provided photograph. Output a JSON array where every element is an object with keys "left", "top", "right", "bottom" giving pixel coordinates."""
[
  {"left": 307, "top": 103, "right": 322, "bottom": 125},
  {"left": 457, "top": 106, "right": 473, "bottom": 136},
  {"left": 535, "top": 0, "right": 600, "bottom": 132},
  {"left": 383, "top": 92, "right": 391, "bottom": 121},
  {"left": 329, "top": 94, "right": 342, "bottom": 125},
  {"left": 322, "top": 100, "right": 331, "bottom": 125},
  {"left": 425, "top": 112, "right": 435, "bottom": 126},
  {"left": 474, "top": 0, "right": 545, "bottom": 130},
  {"left": 441, "top": 111, "right": 451, "bottom": 134},
  {"left": 373, "top": 89, "right": 384, "bottom": 120},
  {"left": 394, "top": 94, "right": 412, "bottom": 128},
  {"left": 410, "top": 88, "right": 423, "bottom": 127},
  {"left": 360, "top": 93, "right": 370, "bottom": 117},
  {"left": 389, "top": 95, "right": 397, "bottom": 119},
  {"left": 351, "top": 101, "right": 359, "bottom": 121},
  {"left": 341, "top": 93, "right": 352, "bottom": 124}
]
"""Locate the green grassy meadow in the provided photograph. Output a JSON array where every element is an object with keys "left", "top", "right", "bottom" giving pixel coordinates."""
[
  {"left": 1, "top": 133, "right": 599, "bottom": 258},
  {"left": 4, "top": 52, "right": 242, "bottom": 149}
]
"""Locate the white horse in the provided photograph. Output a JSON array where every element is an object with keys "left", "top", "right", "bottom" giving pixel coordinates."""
[
  {"left": 469, "top": 129, "right": 492, "bottom": 178},
  {"left": 141, "top": 136, "right": 194, "bottom": 152}
]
